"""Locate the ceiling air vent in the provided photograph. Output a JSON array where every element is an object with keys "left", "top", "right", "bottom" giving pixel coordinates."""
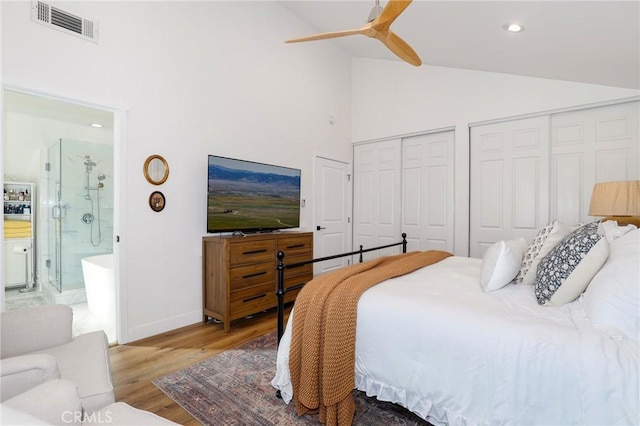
[{"left": 31, "top": 1, "right": 98, "bottom": 43}]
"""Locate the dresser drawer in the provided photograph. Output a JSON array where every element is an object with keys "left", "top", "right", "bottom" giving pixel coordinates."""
[
  {"left": 229, "top": 240, "right": 276, "bottom": 266},
  {"left": 284, "top": 286, "right": 303, "bottom": 304},
  {"left": 230, "top": 262, "right": 275, "bottom": 291},
  {"left": 281, "top": 273, "right": 312, "bottom": 304},
  {"left": 277, "top": 235, "right": 312, "bottom": 257},
  {"left": 283, "top": 273, "right": 311, "bottom": 292},
  {"left": 229, "top": 283, "right": 275, "bottom": 320},
  {"left": 282, "top": 254, "right": 313, "bottom": 280}
]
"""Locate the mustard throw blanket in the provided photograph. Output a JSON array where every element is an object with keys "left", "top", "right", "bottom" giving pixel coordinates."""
[{"left": 289, "top": 250, "right": 453, "bottom": 425}]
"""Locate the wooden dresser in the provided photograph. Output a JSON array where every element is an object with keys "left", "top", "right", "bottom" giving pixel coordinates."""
[{"left": 202, "top": 231, "right": 313, "bottom": 331}]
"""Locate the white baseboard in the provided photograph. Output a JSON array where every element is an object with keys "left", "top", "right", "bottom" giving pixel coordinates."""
[{"left": 122, "top": 309, "right": 202, "bottom": 343}]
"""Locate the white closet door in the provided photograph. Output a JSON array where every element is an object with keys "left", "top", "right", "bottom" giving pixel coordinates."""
[
  {"left": 353, "top": 139, "right": 402, "bottom": 260},
  {"left": 470, "top": 116, "right": 550, "bottom": 258},
  {"left": 551, "top": 101, "right": 640, "bottom": 225},
  {"left": 402, "top": 131, "right": 455, "bottom": 252}
]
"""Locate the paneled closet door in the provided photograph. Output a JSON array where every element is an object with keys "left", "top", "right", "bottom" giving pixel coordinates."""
[
  {"left": 402, "top": 131, "right": 454, "bottom": 252},
  {"left": 353, "top": 139, "right": 402, "bottom": 260},
  {"left": 551, "top": 101, "right": 640, "bottom": 225},
  {"left": 470, "top": 116, "right": 550, "bottom": 258}
]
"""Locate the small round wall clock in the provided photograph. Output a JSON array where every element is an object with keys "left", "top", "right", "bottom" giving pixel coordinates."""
[{"left": 149, "top": 191, "right": 166, "bottom": 212}]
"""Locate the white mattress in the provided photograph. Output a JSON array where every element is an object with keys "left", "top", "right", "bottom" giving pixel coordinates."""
[{"left": 272, "top": 256, "right": 639, "bottom": 425}]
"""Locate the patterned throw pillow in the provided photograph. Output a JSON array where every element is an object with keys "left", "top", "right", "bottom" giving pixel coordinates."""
[
  {"left": 534, "top": 221, "right": 609, "bottom": 306},
  {"left": 514, "top": 220, "right": 576, "bottom": 285}
]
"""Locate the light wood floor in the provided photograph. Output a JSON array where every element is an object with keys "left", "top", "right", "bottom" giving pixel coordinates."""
[{"left": 109, "top": 307, "right": 290, "bottom": 425}]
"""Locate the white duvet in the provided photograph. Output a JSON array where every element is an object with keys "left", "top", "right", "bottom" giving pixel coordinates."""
[{"left": 272, "top": 256, "right": 639, "bottom": 426}]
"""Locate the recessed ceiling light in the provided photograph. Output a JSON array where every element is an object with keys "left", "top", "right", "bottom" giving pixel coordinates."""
[
  {"left": 504, "top": 23, "right": 524, "bottom": 33},
  {"left": 90, "top": 123, "right": 103, "bottom": 128}
]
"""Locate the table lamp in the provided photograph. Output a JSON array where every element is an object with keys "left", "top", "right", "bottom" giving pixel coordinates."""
[{"left": 588, "top": 180, "right": 640, "bottom": 226}]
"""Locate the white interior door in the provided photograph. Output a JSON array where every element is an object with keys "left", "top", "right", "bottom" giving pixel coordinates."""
[
  {"left": 551, "top": 101, "right": 640, "bottom": 224},
  {"left": 353, "top": 139, "right": 402, "bottom": 261},
  {"left": 470, "top": 116, "right": 550, "bottom": 258},
  {"left": 313, "top": 156, "right": 351, "bottom": 275},
  {"left": 402, "top": 131, "right": 455, "bottom": 252},
  {"left": 469, "top": 100, "right": 639, "bottom": 258}
]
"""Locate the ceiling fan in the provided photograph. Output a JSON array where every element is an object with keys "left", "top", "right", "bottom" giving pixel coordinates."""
[{"left": 285, "top": 0, "right": 422, "bottom": 67}]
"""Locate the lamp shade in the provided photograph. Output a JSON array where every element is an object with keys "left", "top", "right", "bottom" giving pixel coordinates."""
[{"left": 588, "top": 180, "right": 640, "bottom": 217}]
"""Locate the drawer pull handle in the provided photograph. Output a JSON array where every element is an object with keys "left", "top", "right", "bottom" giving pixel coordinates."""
[
  {"left": 286, "top": 244, "right": 305, "bottom": 249},
  {"left": 287, "top": 283, "right": 305, "bottom": 292},
  {"left": 243, "top": 249, "right": 268, "bottom": 255},
  {"left": 243, "top": 271, "right": 267, "bottom": 279},
  {"left": 243, "top": 294, "right": 266, "bottom": 303}
]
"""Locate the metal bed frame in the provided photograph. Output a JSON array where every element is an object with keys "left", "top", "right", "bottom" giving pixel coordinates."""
[{"left": 275, "top": 233, "right": 408, "bottom": 344}]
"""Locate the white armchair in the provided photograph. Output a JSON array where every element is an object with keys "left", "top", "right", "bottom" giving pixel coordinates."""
[
  {"left": 2, "top": 378, "right": 178, "bottom": 425},
  {"left": 2, "top": 379, "right": 83, "bottom": 425},
  {"left": 1, "top": 304, "right": 114, "bottom": 413},
  {"left": 1, "top": 353, "right": 60, "bottom": 400},
  {"left": 1, "top": 304, "right": 178, "bottom": 425}
]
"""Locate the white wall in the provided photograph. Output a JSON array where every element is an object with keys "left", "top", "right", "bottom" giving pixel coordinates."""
[
  {"left": 1, "top": 1, "right": 352, "bottom": 342},
  {"left": 351, "top": 59, "right": 639, "bottom": 256}
]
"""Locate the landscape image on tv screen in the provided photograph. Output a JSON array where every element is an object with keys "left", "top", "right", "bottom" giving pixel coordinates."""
[{"left": 207, "top": 155, "right": 301, "bottom": 233}]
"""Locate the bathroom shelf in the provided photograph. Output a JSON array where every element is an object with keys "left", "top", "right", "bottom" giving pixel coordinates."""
[{"left": 4, "top": 182, "right": 36, "bottom": 289}]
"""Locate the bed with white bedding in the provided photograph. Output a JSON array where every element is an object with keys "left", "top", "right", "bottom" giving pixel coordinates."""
[{"left": 272, "top": 224, "right": 640, "bottom": 425}]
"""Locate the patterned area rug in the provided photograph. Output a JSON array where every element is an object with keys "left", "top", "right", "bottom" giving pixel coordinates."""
[{"left": 153, "top": 331, "right": 432, "bottom": 425}]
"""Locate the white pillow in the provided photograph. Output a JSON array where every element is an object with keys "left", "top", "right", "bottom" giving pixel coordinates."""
[
  {"left": 582, "top": 229, "right": 640, "bottom": 340},
  {"left": 515, "top": 220, "right": 577, "bottom": 285},
  {"left": 598, "top": 220, "right": 637, "bottom": 243},
  {"left": 534, "top": 222, "right": 609, "bottom": 306},
  {"left": 480, "top": 238, "right": 528, "bottom": 292}
]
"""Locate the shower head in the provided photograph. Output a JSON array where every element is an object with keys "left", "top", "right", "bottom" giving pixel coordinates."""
[{"left": 97, "top": 174, "right": 106, "bottom": 181}]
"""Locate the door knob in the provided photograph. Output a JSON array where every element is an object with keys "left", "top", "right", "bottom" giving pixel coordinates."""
[{"left": 316, "top": 226, "right": 326, "bottom": 231}]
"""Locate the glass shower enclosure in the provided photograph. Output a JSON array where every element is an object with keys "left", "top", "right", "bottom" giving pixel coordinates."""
[{"left": 47, "top": 139, "right": 113, "bottom": 293}]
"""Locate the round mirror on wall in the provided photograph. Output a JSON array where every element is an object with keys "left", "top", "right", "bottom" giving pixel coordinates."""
[{"left": 143, "top": 155, "right": 169, "bottom": 185}]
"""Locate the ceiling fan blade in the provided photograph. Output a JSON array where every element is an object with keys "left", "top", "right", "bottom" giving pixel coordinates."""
[
  {"left": 285, "top": 26, "right": 369, "bottom": 44},
  {"left": 284, "top": 0, "right": 421, "bottom": 67},
  {"left": 374, "top": 30, "right": 422, "bottom": 66},
  {"left": 371, "top": 0, "right": 413, "bottom": 31}
]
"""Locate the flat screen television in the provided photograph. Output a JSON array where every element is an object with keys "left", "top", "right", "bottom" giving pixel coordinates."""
[{"left": 207, "top": 155, "right": 301, "bottom": 234}]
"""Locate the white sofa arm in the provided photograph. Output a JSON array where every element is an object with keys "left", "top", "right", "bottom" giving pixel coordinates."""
[
  {"left": 1, "top": 305, "right": 73, "bottom": 359},
  {"left": 2, "top": 379, "right": 83, "bottom": 425},
  {"left": 1, "top": 354, "right": 60, "bottom": 401},
  {"left": 0, "top": 405, "right": 50, "bottom": 425},
  {"left": 40, "top": 330, "right": 115, "bottom": 414}
]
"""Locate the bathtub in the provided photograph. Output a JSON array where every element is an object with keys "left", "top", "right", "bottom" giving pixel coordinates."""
[{"left": 81, "top": 254, "right": 115, "bottom": 326}]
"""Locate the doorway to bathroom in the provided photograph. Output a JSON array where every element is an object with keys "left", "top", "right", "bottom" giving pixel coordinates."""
[{"left": 3, "top": 89, "right": 118, "bottom": 343}]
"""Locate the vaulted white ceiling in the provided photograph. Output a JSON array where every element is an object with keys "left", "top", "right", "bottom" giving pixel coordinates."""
[{"left": 280, "top": 0, "right": 640, "bottom": 89}]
